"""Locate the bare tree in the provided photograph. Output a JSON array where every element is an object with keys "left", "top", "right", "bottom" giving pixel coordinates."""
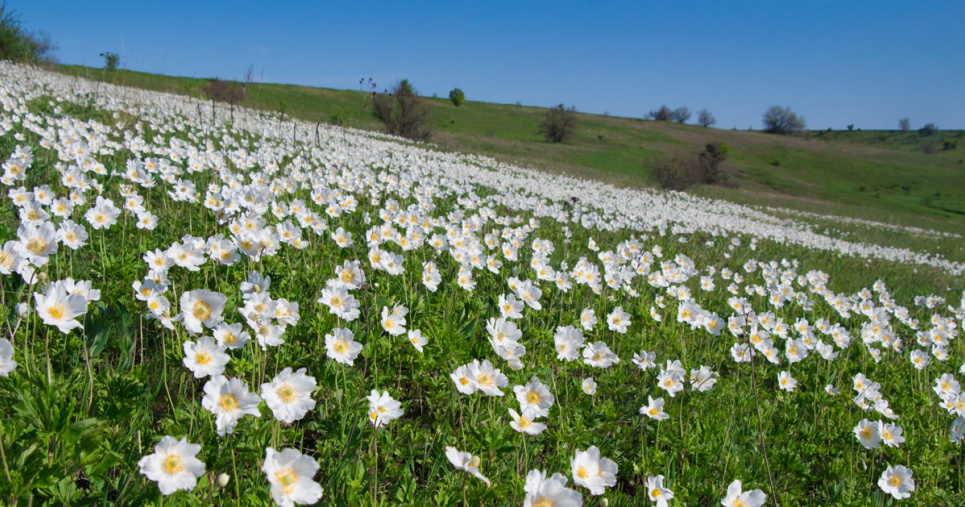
[
  {"left": 672, "top": 107, "right": 691, "bottom": 124},
  {"left": 697, "top": 108, "right": 716, "bottom": 128},
  {"left": 762, "top": 105, "right": 806, "bottom": 135},
  {"left": 539, "top": 104, "right": 578, "bottom": 143},
  {"left": 372, "top": 79, "right": 433, "bottom": 141},
  {"left": 898, "top": 117, "right": 910, "bottom": 132},
  {"left": 242, "top": 64, "right": 254, "bottom": 101}
]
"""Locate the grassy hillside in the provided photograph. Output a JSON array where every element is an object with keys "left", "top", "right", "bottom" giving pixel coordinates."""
[{"left": 55, "top": 65, "right": 965, "bottom": 237}]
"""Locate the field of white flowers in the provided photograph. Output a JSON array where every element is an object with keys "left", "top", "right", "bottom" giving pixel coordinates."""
[{"left": 0, "top": 61, "right": 963, "bottom": 506}]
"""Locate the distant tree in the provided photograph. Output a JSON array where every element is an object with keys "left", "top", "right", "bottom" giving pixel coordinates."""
[
  {"left": 847, "top": 124, "right": 854, "bottom": 131},
  {"left": 697, "top": 108, "right": 716, "bottom": 128},
  {"left": 672, "top": 107, "right": 691, "bottom": 124},
  {"left": 898, "top": 117, "right": 910, "bottom": 132},
  {"left": 539, "top": 104, "right": 578, "bottom": 143},
  {"left": 651, "top": 142, "right": 731, "bottom": 191},
  {"left": 762, "top": 105, "right": 806, "bottom": 135},
  {"left": 918, "top": 123, "right": 938, "bottom": 137},
  {"left": 372, "top": 79, "right": 433, "bottom": 141},
  {"left": 648, "top": 105, "right": 672, "bottom": 121},
  {"left": 448, "top": 87, "right": 465, "bottom": 107},
  {"left": 0, "top": 7, "right": 57, "bottom": 64},
  {"left": 100, "top": 51, "right": 119, "bottom": 71}
]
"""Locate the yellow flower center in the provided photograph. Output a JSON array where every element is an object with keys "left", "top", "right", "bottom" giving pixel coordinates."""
[
  {"left": 477, "top": 373, "right": 493, "bottom": 386},
  {"left": 193, "top": 300, "right": 213, "bottom": 321},
  {"left": 577, "top": 465, "right": 589, "bottom": 479},
  {"left": 532, "top": 497, "right": 554, "bottom": 507},
  {"left": 162, "top": 454, "right": 184, "bottom": 475},
  {"left": 48, "top": 303, "right": 65, "bottom": 320},
  {"left": 527, "top": 391, "right": 541, "bottom": 404},
  {"left": 649, "top": 408, "right": 659, "bottom": 416},
  {"left": 219, "top": 394, "right": 239, "bottom": 412},
  {"left": 26, "top": 238, "right": 47, "bottom": 254},
  {"left": 196, "top": 351, "right": 212, "bottom": 365},
  {"left": 890, "top": 475, "right": 902, "bottom": 487},
  {"left": 275, "top": 467, "right": 298, "bottom": 494},
  {"left": 277, "top": 384, "right": 296, "bottom": 403},
  {"left": 334, "top": 340, "right": 347, "bottom": 353},
  {"left": 651, "top": 488, "right": 662, "bottom": 498}
]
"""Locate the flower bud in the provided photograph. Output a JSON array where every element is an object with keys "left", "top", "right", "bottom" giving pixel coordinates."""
[
  {"left": 216, "top": 473, "right": 230, "bottom": 488},
  {"left": 14, "top": 303, "right": 29, "bottom": 318}
]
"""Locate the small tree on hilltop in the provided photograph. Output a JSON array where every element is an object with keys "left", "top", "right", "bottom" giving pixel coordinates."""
[
  {"left": 697, "top": 108, "right": 716, "bottom": 128},
  {"left": 372, "top": 79, "right": 433, "bottom": 141},
  {"left": 101, "top": 52, "right": 119, "bottom": 71},
  {"left": 898, "top": 117, "right": 910, "bottom": 132},
  {"left": 539, "top": 104, "right": 578, "bottom": 143},
  {"left": 648, "top": 105, "right": 672, "bottom": 121},
  {"left": 449, "top": 87, "right": 465, "bottom": 107},
  {"left": 762, "top": 105, "right": 806, "bottom": 135},
  {"left": 672, "top": 107, "right": 691, "bottom": 124}
]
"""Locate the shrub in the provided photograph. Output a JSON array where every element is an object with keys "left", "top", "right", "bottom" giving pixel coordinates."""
[
  {"left": 651, "top": 142, "right": 731, "bottom": 190},
  {"left": 762, "top": 105, "right": 806, "bottom": 135},
  {"left": 448, "top": 88, "right": 465, "bottom": 107},
  {"left": 918, "top": 123, "right": 938, "bottom": 137},
  {"left": 101, "top": 52, "right": 119, "bottom": 71},
  {"left": 372, "top": 79, "right": 433, "bottom": 141},
  {"left": 899, "top": 117, "right": 910, "bottom": 132},
  {"left": 539, "top": 104, "right": 578, "bottom": 143},
  {"left": 672, "top": 107, "right": 691, "bottom": 124}
]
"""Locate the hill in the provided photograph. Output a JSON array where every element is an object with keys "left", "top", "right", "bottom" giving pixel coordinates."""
[{"left": 54, "top": 66, "right": 965, "bottom": 246}]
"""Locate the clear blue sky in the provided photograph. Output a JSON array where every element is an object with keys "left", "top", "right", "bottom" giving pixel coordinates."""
[{"left": 11, "top": 0, "right": 965, "bottom": 129}]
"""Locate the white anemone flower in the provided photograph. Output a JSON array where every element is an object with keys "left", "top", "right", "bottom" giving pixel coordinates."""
[
  {"left": 16, "top": 222, "right": 58, "bottom": 266},
  {"left": 325, "top": 328, "right": 363, "bottom": 366},
  {"left": 721, "top": 480, "right": 766, "bottom": 507},
  {"left": 640, "top": 396, "right": 669, "bottom": 421},
  {"left": 646, "top": 474, "right": 674, "bottom": 506},
  {"left": 571, "top": 445, "right": 618, "bottom": 495},
  {"left": 261, "top": 367, "right": 317, "bottom": 424},
  {"left": 878, "top": 465, "right": 915, "bottom": 500},
  {"left": 366, "top": 389, "right": 403, "bottom": 428},
  {"left": 513, "top": 376, "right": 554, "bottom": 417},
  {"left": 182, "top": 337, "right": 230, "bottom": 378},
  {"left": 262, "top": 447, "right": 324, "bottom": 507},
  {"left": 34, "top": 282, "right": 87, "bottom": 334},
  {"left": 202, "top": 375, "right": 262, "bottom": 436},
  {"left": 509, "top": 407, "right": 548, "bottom": 435},
  {"left": 137, "top": 436, "right": 205, "bottom": 495},
  {"left": 180, "top": 289, "right": 227, "bottom": 335},
  {"left": 0, "top": 338, "right": 16, "bottom": 376},
  {"left": 523, "top": 469, "right": 581, "bottom": 507},
  {"left": 445, "top": 446, "right": 492, "bottom": 487}
]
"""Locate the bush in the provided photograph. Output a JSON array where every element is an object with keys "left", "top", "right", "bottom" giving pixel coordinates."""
[
  {"left": 0, "top": 8, "right": 56, "bottom": 64},
  {"left": 539, "top": 104, "right": 578, "bottom": 143},
  {"left": 899, "top": 117, "right": 910, "bottom": 132},
  {"left": 372, "top": 79, "right": 433, "bottom": 141},
  {"left": 762, "top": 105, "right": 806, "bottom": 135},
  {"left": 448, "top": 88, "right": 465, "bottom": 107},
  {"left": 672, "top": 107, "right": 691, "bottom": 124},
  {"left": 918, "top": 123, "right": 938, "bottom": 137},
  {"left": 204, "top": 79, "right": 245, "bottom": 105},
  {"left": 101, "top": 52, "right": 119, "bottom": 71},
  {"left": 651, "top": 142, "right": 731, "bottom": 190}
]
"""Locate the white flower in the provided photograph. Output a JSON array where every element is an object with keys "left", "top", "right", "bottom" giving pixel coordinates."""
[
  {"left": 180, "top": 289, "right": 227, "bottom": 335},
  {"left": 318, "top": 286, "right": 360, "bottom": 321},
  {"left": 633, "top": 350, "right": 657, "bottom": 371},
  {"left": 137, "top": 436, "right": 205, "bottom": 495},
  {"left": 571, "top": 445, "right": 618, "bottom": 495},
  {"left": 583, "top": 341, "right": 619, "bottom": 368},
  {"left": 640, "top": 396, "right": 669, "bottom": 421},
  {"left": 778, "top": 371, "right": 797, "bottom": 392},
  {"left": 582, "top": 377, "right": 597, "bottom": 395},
  {"left": 34, "top": 282, "right": 87, "bottom": 334},
  {"left": 262, "top": 447, "right": 324, "bottom": 507},
  {"left": 450, "top": 364, "right": 476, "bottom": 395},
  {"left": 607, "top": 306, "right": 631, "bottom": 333},
  {"left": 0, "top": 338, "right": 16, "bottom": 376},
  {"left": 380, "top": 304, "right": 407, "bottom": 336},
  {"left": 213, "top": 322, "right": 251, "bottom": 350},
  {"left": 690, "top": 365, "right": 717, "bottom": 392},
  {"left": 514, "top": 376, "right": 554, "bottom": 417},
  {"left": 656, "top": 370, "right": 685, "bottom": 397},
  {"left": 523, "top": 469, "right": 582, "bottom": 507},
  {"left": 202, "top": 375, "right": 262, "bottom": 436},
  {"left": 445, "top": 446, "right": 492, "bottom": 487},
  {"left": 261, "top": 367, "right": 317, "bottom": 424},
  {"left": 182, "top": 337, "right": 230, "bottom": 378},
  {"left": 468, "top": 359, "right": 508, "bottom": 397},
  {"left": 366, "top": 389, "right": 403, "bottom": 428},
  {"left": 16, "top": 222, "right": 58, "bottom": 266},
  {"left": 580, "top": 307, "right": 597, "bottom": 330},
  {"left": 878, "top": 465, "right": 915, "bottom": 500},
  {"left": 407, "top": 329, "right": 427, "bottom": 353},
  {"left": 325, "top": 328, "right": 363, "bottom": 366},
  {"left": 853, "top": 418, "right": 881, "bottom": 450},
  {"left": 646, "top": 474, "right": 674, "bottom": 506},
  {"left": 721, "top": 480, "right": 766, "bottom": 507},
  {"left": 509, "top": 407, "right": 548, "bottom": 435}
]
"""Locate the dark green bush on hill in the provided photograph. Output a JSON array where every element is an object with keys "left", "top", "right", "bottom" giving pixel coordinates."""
[
  {"left": 762, "top": 105, "right": 806, "bottom": 135},
  {"left": 372, "top": 79, "right": 433, "bottom": 141},
  {"left": 449, "top": 88, "right": 465, "bottom": 107}
]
